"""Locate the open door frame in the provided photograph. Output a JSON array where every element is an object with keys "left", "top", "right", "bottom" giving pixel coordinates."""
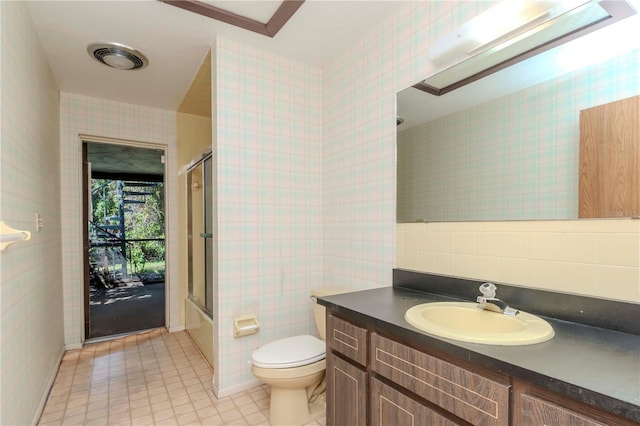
[
  {"left": 82, "top": 143, "right": 91, "bottom": 338},
  {"left": 82, "top": 138, "right": 168, "bottom": 340}
]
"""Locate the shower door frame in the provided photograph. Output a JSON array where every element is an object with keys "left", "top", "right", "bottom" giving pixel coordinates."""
[{"left": 186, "top": 150, "right": 214, "bottom": 317}]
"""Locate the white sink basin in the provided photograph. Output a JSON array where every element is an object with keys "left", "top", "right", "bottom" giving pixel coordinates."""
[{"left": 405, "top": 301, "right": 554, "bottom": 345}]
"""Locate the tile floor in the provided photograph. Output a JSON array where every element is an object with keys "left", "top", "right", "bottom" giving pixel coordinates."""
[{"left": 38, "top": 328, "right": 326, "bottom": 426}]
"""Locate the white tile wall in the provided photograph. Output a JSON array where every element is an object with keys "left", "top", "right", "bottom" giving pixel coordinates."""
[
  {"left": 59, "top": 93, "right": 179, "bottom": 346},
  {"left": 213, "top": 38, "right": 323, "bottom": 395},
  {"left": 323, "top": 1, "right": 640, "bottom": 301},
  {"left": 0, "top": 2, "right": 64, "bottom": 425}
]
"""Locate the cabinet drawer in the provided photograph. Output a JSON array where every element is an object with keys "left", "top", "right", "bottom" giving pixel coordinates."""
[
  {"left": 327, "top": 314, "right": 368, "bottom": 366},
  {"left": 371, "top": 377, "right": 462, "bottom": 426},
  {"left": 371, "top": 333, "right": 510, "bottom": 426},
  {"left": 327, "top": 353, "right": 367, "bottom": 426},
  {"left": 520, "top": 393, "right": 607, "bottom": 426}
]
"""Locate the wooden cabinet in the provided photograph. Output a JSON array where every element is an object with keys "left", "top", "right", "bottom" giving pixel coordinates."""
[
  {"left": 327, "top": 353, "right": 367, "bottom": 426},
  {"left": 325, "top": 310, "right": 639, "bottom": 426},
  {"left": 371, "top": 333, "right": 510, "bottom": 426},
  {"left": 326, "top": 311, "right": 509, "bottom": 426},
  {"left": 579, "top": 95, "right": 640, "bottom": 218},
  {"left": 513, "top": 379, "right": 640, "bottom": 426},
  {"left": 370, "top": 377, "right": 461, "bottom": 426},
  {"left": 326, "top": 313, "right": 368, "bottom": 426},
  {"left": 327, "top": 314, "right": 368, "bottom": 366}
]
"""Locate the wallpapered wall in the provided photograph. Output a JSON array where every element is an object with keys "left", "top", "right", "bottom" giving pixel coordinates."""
[
  {"left": 4, "top": 1, "right": 637, "bottom": 411},
  {"left": 0, "top": 2, "right": 63, "bottom": 424},
  {"left": 323, "top": 1, "right": 639, "bottom": 304},
  {"left": 322, "top": 1, "right": 467, "bottom": 294},
  {"left": 59, "top": 93, "right": 179, "bottom": 347},
  {"left": 212, "top": 39, "right": 324, "bottom": 395}
]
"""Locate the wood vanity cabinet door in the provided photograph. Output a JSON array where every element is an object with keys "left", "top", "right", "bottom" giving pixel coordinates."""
[
  {"left": 327, "top": 314, "right": 368, "bottom": 366},
  {"left": 371, "top": 378, "right": 462, "bottom": 426},
  {"left": 519, "top": 393, "right": 607, "bottom": 426},
  {"left": 371, "top": 333, "right": 510, "bottom": 426},
  {"left": 513, "top": 380, "right": 640, "bottom": 426},
  {"left": 326, "top": 352, "right": 367, "bottom": 426}
]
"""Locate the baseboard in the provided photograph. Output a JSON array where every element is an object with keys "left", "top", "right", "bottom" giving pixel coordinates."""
[
  {"left": 32, "top": 344, "right": 65, "bottom": 425},
  {"left": 212, "top": 378, "right": 262, "bottom": 399},
  {"left": 168, "top": 325, "right": 185, "bottom": 332},
  {"left": 65, "top": 342, "right": 82, "bottom": 350}
]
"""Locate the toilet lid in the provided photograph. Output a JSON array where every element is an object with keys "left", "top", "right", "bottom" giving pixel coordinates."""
[{"left": 251, "top": 335, "right": 325, "bottom": 368}]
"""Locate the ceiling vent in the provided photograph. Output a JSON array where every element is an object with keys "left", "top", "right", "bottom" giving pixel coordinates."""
[
  {"left": 87, "top": 42, "right": 149, "bottom": 71},
  {"left": 415, "top": 0, "right": 636, "bottom": 96}
]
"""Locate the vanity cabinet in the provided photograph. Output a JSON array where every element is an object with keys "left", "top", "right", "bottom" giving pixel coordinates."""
[
  {"left": 326, "top": 309, "right": 640, "bottom": 426},
  {"left": 327, "top": 354, "right": 367, "bottom": 426},
  {"left": 371, "top": 333, "right": 510, "bottom": 425},
  {"left": 513, "top": 379, "right": 640, "bottom": 426},
  {"left": 326, "top": 314, "right": 368, "bottom": 426},
  {"left": 327, "top": 314, "right": 368, "bottom": 366},
  {"left": 370, "top": 377, "right": 460, "bottom": 426},
  {"left": 326, "top": 312, "right": 509, "bottom": 425}
]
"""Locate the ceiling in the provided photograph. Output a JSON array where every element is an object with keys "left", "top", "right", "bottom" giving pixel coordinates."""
[
  {"left": 26, "top": 0, "right": 408, "bottom": 111},
  {"left": 87, "top": 143, "right": 165, "bottom": 180},
  {"left": 27, "top": 1, "right": 640, "bottom": 173},
  {"left": 27, "top": 1, "right": 407, "bottom": 177}
]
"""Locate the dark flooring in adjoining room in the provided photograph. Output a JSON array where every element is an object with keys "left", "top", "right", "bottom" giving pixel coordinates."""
[{"left": 89, "top": 282, "right": 165, "bottom": 338}]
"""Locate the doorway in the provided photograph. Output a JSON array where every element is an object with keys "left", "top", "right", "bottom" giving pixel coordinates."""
[{"left": 83, "top": 141, "right": 166, "bottom": 340}]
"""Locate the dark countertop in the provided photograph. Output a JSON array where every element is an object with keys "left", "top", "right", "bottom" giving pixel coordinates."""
[{"left": 318, "top": 286, "right": 640, "bottom": 423}]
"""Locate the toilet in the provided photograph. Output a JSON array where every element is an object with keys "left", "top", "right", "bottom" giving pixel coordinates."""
[{"left": 251, "top": 288, "right": 349, "bottom": 426}]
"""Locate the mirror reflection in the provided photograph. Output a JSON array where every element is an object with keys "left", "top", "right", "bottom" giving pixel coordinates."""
[{"left": 396, "top": 14, "right": 640, "bottom": 223}]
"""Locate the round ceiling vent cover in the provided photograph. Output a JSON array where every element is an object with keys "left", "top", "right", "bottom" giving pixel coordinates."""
[{"left": 87, "top": 42, "right": 148, "bottom": 70}]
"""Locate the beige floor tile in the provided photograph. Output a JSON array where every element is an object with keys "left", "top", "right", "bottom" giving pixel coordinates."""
[
  {"left": 108, "top": 409, "right": 132, "bottom": 423},
  {"left": 219, "top": 408, "right": 243, "bottom": 424},
  {"left": 61, "top": 412, "right": 87, "bottom": 425},
  {"left": 85, "top": 407, "right": 108, "bottom": 420},
  {"left": 231, "top": 394, "right": 252, "bottom": 407},
  {"left": 153, "top": 407, "right": 175, "bottom": 422},
  {"left": 85, "top": 418, "right": 108, "bottom": 426},
  {"left": 198, "top": 413, "right": 223, "bottom": 424},
  {"left": 193, "top": 397, "right": 215, "bottom": 411},
  {"left": 177, "top": 411, "right": 200, "bottom": 425},
  {"left": 37, "top": 410, "right": 65, "bottom": 424},
  {"left": 37, "top": 328, "right": 326, "bottom": 426},
  {"left": 244, "top": 411, "right": 268, "bottom": 425},
  {"left": 239, "top": 402, "right": 259, "bottom": 417},
  {"left": 173, "top": 402, "right": 195, "bottom": 416},
  {"left": 130, "top": 414, "right": 155, "bottom": 426},
  {"left": 213, "top": 400, "right": 236, "bottom": 413}
]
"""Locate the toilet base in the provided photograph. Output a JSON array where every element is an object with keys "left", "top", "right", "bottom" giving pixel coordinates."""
[
  {"left": 252, "top": 360, "right": 326, "bottom": 425},
  {"left": 308, "top": 392, "right": 326, "bottom": 419},
  {"left": 269, "top": 386, "right": 325, "bottom": 426}
]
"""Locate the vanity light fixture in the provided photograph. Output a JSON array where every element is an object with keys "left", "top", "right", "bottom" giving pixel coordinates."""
[
  {"left": 87, "top": 42, "right": 149, "bottom": 71},
  {"left": 417, "top": 0, "right": 636, "bottom": 95}
]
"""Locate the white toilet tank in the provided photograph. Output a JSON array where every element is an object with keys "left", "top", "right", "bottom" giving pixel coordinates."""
[{"left": 311, "top": 288, "right": 351, "bottom": 340}]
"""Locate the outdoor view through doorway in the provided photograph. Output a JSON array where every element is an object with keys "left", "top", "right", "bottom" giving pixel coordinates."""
[{"left": 84, "top": 142, "right": 166, "bottom": 339}]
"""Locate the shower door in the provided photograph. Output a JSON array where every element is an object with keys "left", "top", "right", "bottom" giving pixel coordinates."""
[{"left": 187, "top": 154, "right": 213, "bottom": 316}]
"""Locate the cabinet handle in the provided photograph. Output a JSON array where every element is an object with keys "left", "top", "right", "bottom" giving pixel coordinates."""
[{"left": 199, "top": 232, "right": 213, "bottom": 238}]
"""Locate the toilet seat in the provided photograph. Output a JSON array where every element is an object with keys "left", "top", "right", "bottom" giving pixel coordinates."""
[{"left": 251, "top": 335, "right": 325, "bottom": 368}]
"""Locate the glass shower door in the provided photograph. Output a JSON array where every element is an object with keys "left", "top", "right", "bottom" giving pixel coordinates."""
[
  {"left": 203, "top": 156, "right": 213, "bottom": 315},
  {"left": 187, "top": 154, "right": 213, "bottom": 316}
]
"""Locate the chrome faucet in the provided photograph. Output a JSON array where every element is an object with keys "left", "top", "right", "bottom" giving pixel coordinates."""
[{"left": 476, "top": 283, "right": 519, "bottom": 316}]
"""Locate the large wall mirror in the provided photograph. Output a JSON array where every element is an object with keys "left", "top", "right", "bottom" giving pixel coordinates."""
[{"left": 397, "top": 3, "right": 640, "bottom": 223}]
